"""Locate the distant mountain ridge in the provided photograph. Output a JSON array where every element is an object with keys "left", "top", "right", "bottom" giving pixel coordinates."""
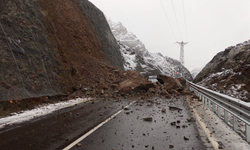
[{"left": 108, "top": 20, "right": 193, "bottom": 81}]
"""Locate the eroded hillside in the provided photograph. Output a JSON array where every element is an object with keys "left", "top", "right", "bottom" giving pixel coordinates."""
[{"left": 0, "top": 0, "right": 124, "bottom": 101}]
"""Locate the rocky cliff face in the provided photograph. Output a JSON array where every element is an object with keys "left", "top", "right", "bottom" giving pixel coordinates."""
[
  {"left": 194, "top": 40, "right": 250, "bottom": 102},
  {"left": 108, "top": 21, "right": 193, "bottom": 81},
  {"left": 0, "top": 0, "right": 124, "bottom": 101}
]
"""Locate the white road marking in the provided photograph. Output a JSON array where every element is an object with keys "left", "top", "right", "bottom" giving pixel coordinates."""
[{"left": 63, "top": 100, "right": 136, "bottom": 150}]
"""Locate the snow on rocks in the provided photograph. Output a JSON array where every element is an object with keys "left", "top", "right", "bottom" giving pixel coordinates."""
[{"left": 108, "top": 20, "right": 193, "bottom": 81}]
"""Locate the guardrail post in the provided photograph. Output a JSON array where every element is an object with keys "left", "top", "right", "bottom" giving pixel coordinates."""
[
  {"left": 246, "top": 124, "right": 250, "bottom": 142},
  {"left": 217, "top": 106, "right": 221, "bottom": 118},
  {"left": 208, "top": 99, "right": 211, "bottom": 110},
  {"left": 233, "top": 116, "right": 238, "bottom": 132},
  {"left": 212, "top": 103, "right": 216, "bottom": 113},
  {"left": 204, "top": 97, "right": 207, "bottom": 106},
  {"left": 224, "top": 110, "right": 228, "bottom": 124}
]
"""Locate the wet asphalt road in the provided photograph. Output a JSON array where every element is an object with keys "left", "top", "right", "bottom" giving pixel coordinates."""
[
  {"left": 69, "top": 97, "right": 206, "bottom": 150},
  {"left": 0, "top": 97, "right": 207, "bottom": 150},
  {"left": 0, "top": 98, "right": 134, "bottom": 150}
]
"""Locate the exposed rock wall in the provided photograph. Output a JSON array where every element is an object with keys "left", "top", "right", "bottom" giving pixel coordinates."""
[
  {"left": 77, "top": 0, "right": 124, "bottom": 70},
  {"left": 0, "top": 0, "right": 124, "bottom": 101},
  {"left": 0, "top": 0, "right": 62, "bottom": 101}
]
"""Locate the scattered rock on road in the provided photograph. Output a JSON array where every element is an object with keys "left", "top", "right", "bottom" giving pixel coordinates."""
[
  {"left": 184, "top": 136, "right": 189, "bottom": 140},
  {"left": 143, "top": 117, "right": 153, "bottom": 122},
  {"left": 169, "top": 144, "right": 174, "bottom": 148},
  {"left": 77, "top": 143, "right": 82, "bottom": 147},
  {"left": 169, "top": 106, "right": 182, "bottom": 111},
  {"left": 170, "top": 121, "right": 176, "bottom": 126},
  {"left": 187, "top": 117, "right": 195, "bottom": 122}
]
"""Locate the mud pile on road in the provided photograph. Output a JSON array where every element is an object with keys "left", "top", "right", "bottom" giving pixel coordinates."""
[
  {"left": 0, "top": 70, "right": 188, "bottom": 117},
  {"left": 144, "top": 74, "right": 189, "bottom": 98},
  {"left": 67, "top": 71, "right": 189, "bottom": 100}
]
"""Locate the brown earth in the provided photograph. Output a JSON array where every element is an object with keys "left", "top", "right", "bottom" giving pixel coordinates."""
[
  {"left": 0, "top": 72, "right": 189, "bottom": 118},
  {"left": 39, "top": 0, "right": 109, "bottom": 94},
  {"left": 0, "top": 0, "right": 189, "bottom": 117}
]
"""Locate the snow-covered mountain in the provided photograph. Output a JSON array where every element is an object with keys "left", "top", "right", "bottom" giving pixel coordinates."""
[{"left": 108, "top": 20, "right": 193, "bottom": 81}]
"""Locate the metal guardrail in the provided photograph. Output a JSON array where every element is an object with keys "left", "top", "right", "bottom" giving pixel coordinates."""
[{"left": 187, "top": 81, "right": 250, "bottom": 142}]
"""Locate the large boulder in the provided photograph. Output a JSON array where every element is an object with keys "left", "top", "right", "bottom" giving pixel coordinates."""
[
  {"left": 157, "top": 74, "right": 183, "bottom": 91},
  {"left": 118, "top": 71, "right": 155, "bottom": 93}
]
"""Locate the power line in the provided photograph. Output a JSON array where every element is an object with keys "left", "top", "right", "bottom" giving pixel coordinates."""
[
  {"left": 182, "top": 0, "right": 188, "bottom": 41},
  {"left": 171, "top": 0, "right": 182, "bottom": 41},
  {"left": 159, "top": 0, "right": 177, "bottom": 41}
]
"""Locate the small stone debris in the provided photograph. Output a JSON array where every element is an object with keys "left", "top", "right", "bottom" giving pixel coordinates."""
[
  {"left": 176, "top": 125, "right": 180, "bottom": 128},
  {"left": 161, "top": 108, "right": 166, "bottom": 113},
  {"left": 77, "top": 143, "right": 82, "bottom": 147},
  {"left": 124, "top": 107, "right": 130, "bottom": 110},
  {"left": 187, "top": 117, "right": 195, "bottom": 122},
  {"left": 182, "top": 124, "right": 188, "bottom": 128},
  {"left": 184, "top": 136, "right": 189, "bottom": 140},
  {"left": 169, "top": 144, "right": 174, "bottom": 148},
  {"left": 218, "top": 141, "right": 224, "bottom": 149},
  {"left": 143, "top": 117, "right": 153, "bottom": 122},
  {"left": 169, "top": 106, "right": 182, "bottom": 111},
  {"left": 132, "top": 145, "right": 134, "bottom": 148},
  {"left": 177, "top": 120, "right": 180, "bottom": 123},
  {"left": 170, "top": 121, "right": 176, "bottom": 126},
  {"left": 145, "top": 145, "right": 149, "bottom": 148},
  {"left": 125, "top": 112, "right": 130, "bottom": 115}
]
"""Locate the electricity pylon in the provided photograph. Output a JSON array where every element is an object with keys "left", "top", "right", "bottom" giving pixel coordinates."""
[{"left": 176, "top": 41, "right": 188, "bottom": 66}]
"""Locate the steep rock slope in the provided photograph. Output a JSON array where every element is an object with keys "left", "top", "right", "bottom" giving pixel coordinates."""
[
  {"left": 194, "top": 40, "right": 250, "bottom": 102},
  {"left": 0, "top": 0, "right": 124, "bottom": 101},
  {"left": 109, "top": 21, "right": 193, "bottom": 81}
]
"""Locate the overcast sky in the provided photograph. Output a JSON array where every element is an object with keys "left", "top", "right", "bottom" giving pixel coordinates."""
[{"left": 89, "top": 0, "right": 250, "bottom": 70}]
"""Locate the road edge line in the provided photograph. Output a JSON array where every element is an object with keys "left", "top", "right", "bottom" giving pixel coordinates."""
[{"left": 186, "top": 96, "right": 219, "bottom": 150}]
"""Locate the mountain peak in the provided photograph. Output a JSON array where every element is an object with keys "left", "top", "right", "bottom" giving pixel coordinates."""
[{"left": 108, "top": 20, "right": 193, "bottom": 81}]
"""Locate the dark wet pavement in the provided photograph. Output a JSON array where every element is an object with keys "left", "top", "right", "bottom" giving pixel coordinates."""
[
  {"left": 0, "top": 98, "right": 133, "bottom": 150},
  {"left": 70, "top": 97, "right": 206, "bottom": 150}
]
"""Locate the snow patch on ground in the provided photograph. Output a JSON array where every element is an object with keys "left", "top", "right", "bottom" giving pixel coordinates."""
[{"left": 0, "top": 98, "right": 91, "bottom": 128}]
